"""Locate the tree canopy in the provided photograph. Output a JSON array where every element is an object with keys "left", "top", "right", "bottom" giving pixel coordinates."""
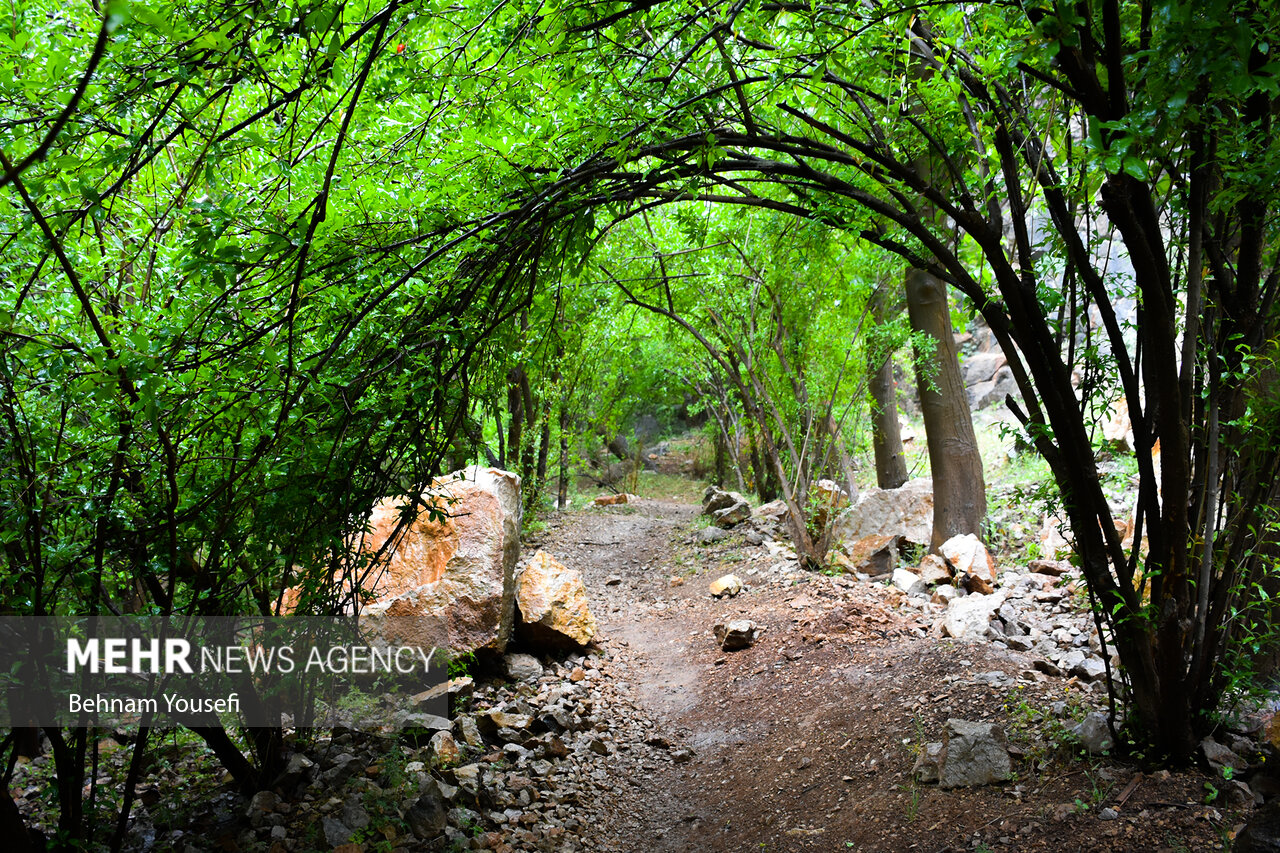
[{"left": 3, "top": 0, "right": 1280, "bottom": 844}]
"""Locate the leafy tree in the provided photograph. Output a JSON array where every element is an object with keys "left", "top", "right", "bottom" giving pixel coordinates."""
[{"left": 467, "top": 0, "right": 1280, "bottom": 759}]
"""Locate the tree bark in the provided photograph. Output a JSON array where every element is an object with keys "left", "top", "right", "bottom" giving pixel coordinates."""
[
  {"left": 869, "top": 289, "right": 909, "bottom": 489},
  {"left": 905, "top": 268, "right": 986, "bottom": 549}
]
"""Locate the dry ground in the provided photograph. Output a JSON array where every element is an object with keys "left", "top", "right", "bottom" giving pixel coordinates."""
[{"left": 526, "top": 495, "right": 1247, "bottom": 853}]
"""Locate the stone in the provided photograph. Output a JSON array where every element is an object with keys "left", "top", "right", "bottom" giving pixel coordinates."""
[
  {"left": 358, "top": 466, "right": 522, "bottom": 656},
  {"left": 753, "top": 500, "right": 788, "bottom": 520},
  {"left": 917, "top": 554, "right": 952, "bottom": 586},
  {"left": 1028, "top": 558, "right": 1071, "bottom": 576},
  {"left": 938, "top": 719, "right": 1012, "bottom": 789},
  {"left": 1039, "top": 513, "right": 1072, "bottom": 561},
  {"left": 831, "top": 478, "right": 934, "bottom": 547},
  {"left": 912, "top": 741, "right": 944, "bottom": 783},
  {"left": 962, "top": 349, "right": 1007, "bottom": 386},
  {"left": 1071, "top": 656, "right": 1107, "bottom": 681},
  {"left": 841, "top": 533, "right": 902, "bottom": 575},
  {"left": 1202, "top": 737, "right": 1248, "bottom": 775},
  {"left": 703, "top": 486, "right": 738, "bottom": 514},
  {"left": 695, "top": 526, "right": 731, "bottom": 544},
  {"left": 940, "top": 533, "right": 997, "bottom": 585},
  {"left": 1232, "top": 798, "right": 1280, "bottom": 852},
  {"left": 1072, "top": 712, "right": 1115, "bottom": 754},
  {"left": 1102, "top": 396, "right": 1135, "bottom": 452},
  {"left": 412, "top": 676, "right": 473, "bottom": 708},
  {"left": 1005, "top": 634, "right": 1034, "bottom": 652},
  {"left": 246, "top": 790, "right": 279, "bottom": 825},
  {"left": 430, "top": 730, "right": 462, "bottom": 765},
  {"left": 515, "top": 550, "right": 598, "bottom": 648},
  {"left": 504, "top": 653, "right": 544, "bottom": 682},
  {"left": 452, "top": 763, "right": 482, "bottom": 793},
  {"left": 714, "top": 619, "right": 760, "bottom": 651},
  {"left": 712, "top": 502, "right": 751, "bottom": 528},
  {"left": 397, "top": 712, "right": 452, "bottom": 731},
  {"left": 744, "top": 530, "right": 765, "bottom": 546},
  {"left": 892, "top": 568, "right": 927, "bottom": 597},
  {"left": 341, "top": 801, "right": 369, "bottom": 831},
  {"left": 605, "top": 575, "right": 623, "bottom": 585},
  {"left": 407, "top": 780, "right": 449, "bottom": 840},
  {"left": 703, "top": 487, "right": 752, "bottom": 527},
  {"left": 931, "top": 585, "right": 961, "bottom": 605},
  {"left": 709, "top": 574, "right": 744, "bottom": 598},
  {"left": 456, "top": 715, "right": 484, "bottom": 748},
  {"left": 811, "top": 479, "right": 853, "bottom": 530},
  {"left": 941, "top": 591, "right": 1006, "bottom": 641},
  {"left": 814, "top": 478, "right": 852, "bottom": 509},
  {"left": 322, "top": 817, "right": 353, "bottom": 847},
  {"left": 483, "top": 710, "right": 532, "bottom": 731},
  {"left": 970, "top": 364, "right": 1019, "bottom": 409}
]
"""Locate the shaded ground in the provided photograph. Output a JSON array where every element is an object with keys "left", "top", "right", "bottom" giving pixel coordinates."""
[{"left": 526, "top": 496, "right": 1245, "bottom": 853}]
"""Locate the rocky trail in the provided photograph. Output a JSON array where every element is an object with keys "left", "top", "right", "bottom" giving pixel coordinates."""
[
  {"left": 518, "top": 496, "right": 1255, "bottom": 853},
  {"left": 8, "top": 494, "right": 1264, "bottom": 853}
]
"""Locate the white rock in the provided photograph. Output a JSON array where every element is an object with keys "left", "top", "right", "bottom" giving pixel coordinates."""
[
  {"left": 892, "top": 568, "right": 927, "bottom": 597},
  {"left": 941, "top": 591, "right": 1007, "bottom": 640}
]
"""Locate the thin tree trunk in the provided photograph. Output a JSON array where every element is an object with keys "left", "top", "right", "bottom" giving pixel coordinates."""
[
  {"left": 869, "top": 289, "right": 909, "bottom": 489},
  {"left": 506, "top": 366, "right": 524, "bottom": 474},
  {"left": 557, "top": 413, "right": 569, "bottom": 510},
  {"left": 713, "top": 424, "right": 727, "bottom": 486},
  {"left": 905, "top": 268, "right": 986, "bottom": 549}
]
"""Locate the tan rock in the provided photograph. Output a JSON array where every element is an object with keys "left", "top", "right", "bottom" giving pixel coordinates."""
[
  {"left": 940, "top": 533, "right": 996, "bottom": 585},
  {"left": 1102, "top": 396, "right": 1134, "bottom": 451},
  {"left": 917, "top": 554, "right": 953, "bottom": 586},
  {"left": 516, "top": 550, "right": 598, "bottom": 648},
  {"left": 709, "top": 574, "right": 744, "bottom": 598},
  {"left": 753, "top": 500, "right": 788, "bottom": 520},
  {"left": 358, "top": 467, "right": 521, "bottom": 656},
  {"left": 842, "top": 533, "right": 902, "bottom": 575},
  {"left": 430, "top": 730, "right": 461, "bottom": 765},
  {"left": 832, "top": 478, "right": 933, "bottom": 548},
  {"left": 1039, "top": 512, "right": 1071, "bottom": 561},
  {"left": 814, "top": 478, "right": 852, "bottom": 509}
]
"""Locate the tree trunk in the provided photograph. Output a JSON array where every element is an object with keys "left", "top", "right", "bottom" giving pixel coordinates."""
[
  {"left": 506, "top": 366, "right": 525, "bottom": 474},
  {"left": 713, "top": 424, "right": 726, "bottom": 486},
  {"left": 905, "top": 268, "right": 986, "bottom": 549},
  {"left": 869, "top": 289, "right": 909, "bottom": 489},
  {"left": 557, "top": 416, "right": 569, "bottom": 510}
]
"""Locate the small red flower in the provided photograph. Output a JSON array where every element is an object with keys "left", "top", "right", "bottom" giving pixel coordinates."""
[{"left": 395, "top": 43, "right": 405, "bottom": 54}]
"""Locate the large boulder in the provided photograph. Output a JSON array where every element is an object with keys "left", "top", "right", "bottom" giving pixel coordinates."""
[
  {"left": 359, "top": 467, "right": 522, "bottom": 656},
  {"left": 832, "top": 478, "right": 933, "bottom": 548},
  {"left": 515, "top": 550, "right": 598, "bottom": 648}
]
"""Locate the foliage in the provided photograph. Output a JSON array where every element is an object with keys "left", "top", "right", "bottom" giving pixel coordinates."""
[{"left": 3, "top": 0, "right": 1280, "bottom": 846}]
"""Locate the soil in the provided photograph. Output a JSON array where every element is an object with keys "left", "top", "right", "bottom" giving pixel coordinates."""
[{"left": 524, "top": 495, "right": 1249, "bottom": 853}]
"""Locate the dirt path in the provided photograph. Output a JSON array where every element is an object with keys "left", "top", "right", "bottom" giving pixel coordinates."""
[{"left": 526, "top": 496, "right": 1244, "bottom": 853}]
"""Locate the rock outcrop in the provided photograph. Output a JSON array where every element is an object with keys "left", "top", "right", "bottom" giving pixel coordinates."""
[{"left": 359, "top": 467, "right": 522, "bottom": 656}]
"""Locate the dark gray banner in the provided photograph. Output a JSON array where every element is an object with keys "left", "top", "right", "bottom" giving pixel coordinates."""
[{"left": 0, "top": 616, "right": 451, "bottom": 728}]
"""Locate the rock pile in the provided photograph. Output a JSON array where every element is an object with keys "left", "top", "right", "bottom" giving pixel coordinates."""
[{"left": 139, "top": 648, "right": 686, "bottom": 853}]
